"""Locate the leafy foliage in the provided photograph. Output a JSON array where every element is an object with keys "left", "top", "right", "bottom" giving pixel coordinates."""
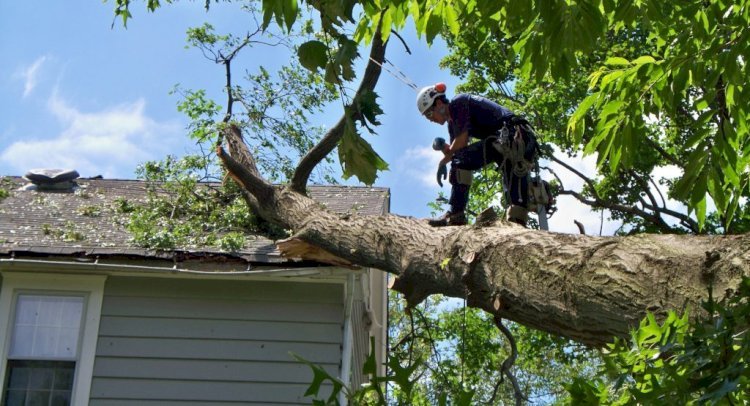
[
  {"left": 0, "top": 177, "right": 13, "bottom": 202},
  {"left": 125, "top": 154, "right": 283, "bottom": 250},
  {"left": 568, "top": 278, "right": 750, "bottom": 404},
  {"left": 338, "top": 113, "right": 389, "bottom": 185}
]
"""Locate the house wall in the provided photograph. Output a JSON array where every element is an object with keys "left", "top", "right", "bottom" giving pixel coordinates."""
[{"left": 89, "top": 276, "right": 344, "bottom": 405}]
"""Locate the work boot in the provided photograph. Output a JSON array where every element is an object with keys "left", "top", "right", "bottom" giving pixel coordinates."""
[{"left": 427, "top": 211, "right": 467, "bottom": 227}]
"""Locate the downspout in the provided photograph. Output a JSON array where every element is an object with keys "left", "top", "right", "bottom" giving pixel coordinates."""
[{"left": 339, "top": 273, "right": 356, "bottom": 405}]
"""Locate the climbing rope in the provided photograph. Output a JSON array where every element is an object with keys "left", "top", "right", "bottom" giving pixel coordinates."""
[{"left": 368, "top": 57, "right": 420, "bottom": 91}]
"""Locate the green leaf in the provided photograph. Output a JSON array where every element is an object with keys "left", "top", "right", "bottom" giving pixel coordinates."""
[
  {"left": 632, "top": 55, "right": 656, "bottom": 65},
  {"left": 638, "top": 313, "right": 663, "bottom": 347},
  {"left": 568, "top": 93, "right": 599, "bottom": 143},
  {"left": 297, "top": 40, "right": 328, "bottom": 72},
  {"left": 281, "top": 0, "right": 298, "bottom": 32},
  {"left": 261, "top": 0, "right": 275, "bottom": 29},
  {"left": 443, "top": 4, "right": 460, "bottom": 36},
  {"left": 588, "top": 68, "right": 606, "bottom": 89},
  {"left": 605, "top": 57, "right": 630, "bottom": 66},
  {"left": 600, "top": 100, "right": 624, "bottom": 119},
  {"left": 694, "top": 98, "right": 709, "bottom": 111},
  {"left": 362, "top": 337, "right": 378, "bottom": 376},
  {"left": 425, "top": 5, "right": 443, "bottom": 43},
  {"left": 439, "top": 257, "right": 450, "bottom": 270},
  {"left": 600, "top": 69, "right": 625, "bottom": 89},
  {"left": 356, "top": 89, "right": 383, "bottom": 127},
  {"left": 291, "top": 352, "right": 347, "bottom": 401},
  {"left": 292, "top": 353, "right": 327, "bottom": 397},
  {"left": 707, "top": 169, "right": 727, "bottom": 213},
  {"left": 338, "top": 115, "right": 389, "bottom": 185},
  {"left": 333, "top": 37, "right": 359, "bottom": 81},
  {"left": 454, "top": 387, "right": 476, "bottom": 406},
  {"left": 725, "top": 84, "right": 736, "bottom": 109},
  {"left": 387, "top": 353, "right": 421, "bottom": 396},
  {"left": 695, "top": 194, "right": 707, "bottom": 229},
  {"left": 608, "top": 136, "right": 622, "bottom": 172},
  {"left": 380, "top": 8, "right": 393, "bottom": 42}
]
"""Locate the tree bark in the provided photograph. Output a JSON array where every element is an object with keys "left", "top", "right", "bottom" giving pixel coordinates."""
[{"left": 219, "top": 146, "right": 750, "bottom": 347}]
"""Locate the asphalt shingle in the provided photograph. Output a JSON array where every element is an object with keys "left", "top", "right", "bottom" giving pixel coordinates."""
[{"left": 0, "top": 176, "right": 389, "bottom": 264}]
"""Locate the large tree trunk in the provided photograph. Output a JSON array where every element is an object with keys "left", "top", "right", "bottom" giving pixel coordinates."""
[
  {"left": 220, "top": 147, "right": 750, "bottom": 346},
  {"left": 212, "top": 22, "right": 749, "bottom": 347}
]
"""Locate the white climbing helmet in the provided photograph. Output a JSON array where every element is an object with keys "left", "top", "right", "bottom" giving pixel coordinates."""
[{"left": 416, "top": 82, "right": 447, "bottom": 115}]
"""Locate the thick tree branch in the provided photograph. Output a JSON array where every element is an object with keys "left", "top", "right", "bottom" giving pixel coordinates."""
[
  {"left": 216, "top": 125, "right": 274, "bottom": 211},
  {"left": 642, "top": 202, "right": 700, "bottom": 232},
  {"left": 290, "top": 30, "right": 387, "bottom": 193},
  {"left": 210, "top": 10, "right": 749, "bottom": 352},
  {"left": 574, "top": 220, "right": 586, "bottom": 235},
  {"left": 649, "top": 174, "right": 668, "bottom": 209},
  {"left": 235, "top": 184, "right": 750, "bottom": 346}
]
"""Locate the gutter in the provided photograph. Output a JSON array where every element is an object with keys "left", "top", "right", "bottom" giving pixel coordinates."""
[{"left": 0, "top": 257, "right": 361, "bottom": 278}]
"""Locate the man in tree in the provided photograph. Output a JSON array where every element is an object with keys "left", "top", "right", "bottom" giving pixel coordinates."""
[{"left": 419, "top": 83, "right": 537, "bottom": 227}]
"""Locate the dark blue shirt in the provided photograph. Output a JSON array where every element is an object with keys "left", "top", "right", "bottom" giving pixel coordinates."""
[{"left": 448, "top": 94, "right": 515, "bottom": 142}]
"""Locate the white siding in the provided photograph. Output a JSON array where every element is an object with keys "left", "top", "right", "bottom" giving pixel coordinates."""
[
  {"left": 351, "top": 301, "right": 370, "bottom": 389},
  {"left": 90, "top": 276, "right": 344, "bottom": 405}
]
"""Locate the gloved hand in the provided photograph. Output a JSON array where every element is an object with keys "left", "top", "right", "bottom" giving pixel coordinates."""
[
  {"left": 432, "top": 137, "right": 446, "bottom": 151},
  {"left": 436, "top": 163, "right": 447, "bottom": 187}
]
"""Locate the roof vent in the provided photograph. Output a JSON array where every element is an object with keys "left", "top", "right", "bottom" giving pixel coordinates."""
[{"left": 22, "top": 168, "right": 80, "bottom": 192}]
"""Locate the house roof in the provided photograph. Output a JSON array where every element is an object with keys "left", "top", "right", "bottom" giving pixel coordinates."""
[{"left": 0, "top": 176, "right": 389, "bottom": 264}]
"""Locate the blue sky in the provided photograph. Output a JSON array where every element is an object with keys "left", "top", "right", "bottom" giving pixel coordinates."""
[{"left": 0, "top": 0, "right": 632, "bottom": 234}]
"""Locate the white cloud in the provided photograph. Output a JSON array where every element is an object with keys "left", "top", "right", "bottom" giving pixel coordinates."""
[
  {"left": 396, "top": 145, "right": 443, "bottom": 188},
  {"left": 19, "top": 56, "right": 48, "bottom": 98},
  {"left": 1, "top": 92, "right": 183, "bottom": 178},
  {"left": 542, "top": 149, "right": 621, "bottom": 235}
]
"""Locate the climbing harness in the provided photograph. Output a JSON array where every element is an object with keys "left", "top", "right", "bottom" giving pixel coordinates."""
[{"left": 482, "top": 121, "right": 556, "bottom": 229}]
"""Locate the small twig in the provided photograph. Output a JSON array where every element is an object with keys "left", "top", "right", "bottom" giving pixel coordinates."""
[
  {"left": 649, "top": 174, "right": 668, "bottom": 209},
  {"left": 390, "top": 29, "right": 411, "bottom": 54},
  {"left": 549, "top": 154, "right": 598, "bottom": 195},
  {"left": 408, "top": 309, "right": 416, "bottom": 367},
  {"left": 490, "top": 316, "right": 525, "bottom": 406},
  {"left": 574, "top": 220, "right": 586, "bottom": 235}
]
